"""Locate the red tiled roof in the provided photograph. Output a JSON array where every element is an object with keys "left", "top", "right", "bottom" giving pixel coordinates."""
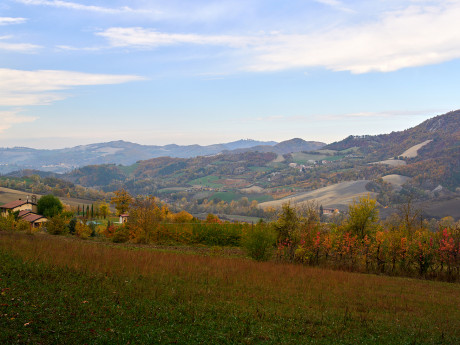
[
  {"left": 21, "top": 213, "right": 46, "bottom": 223},
  {"left": 120, "top": 214, "right": 129, "bottom": 217},
  {"left": 18, "top": 210, "right": 32, "bottom": 218},
  {"left": 0, "top": 199, "right": 36, "bottom": 210}
]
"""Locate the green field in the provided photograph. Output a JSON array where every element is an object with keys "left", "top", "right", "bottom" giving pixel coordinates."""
[
  {"left": 1, "top": 232, "right": 459, "bottom": 344},
  {"left": 291, "top": 152, "right": 328, "bottom": 164},
  {"left": 210, "top": 191, "right": 273, "bottom": 203},
  {"left": 117, "top": 163, "right": 139, "bottom": 175},
  {"left": 189, "top": 175, "right": 223, "bottom": 188},
  {"left": 158, "top": 187, "right": 188, "bottom": 194},
  {"left": 211, "top": 191, "right": 241, "bottom": 202},
  {"left": 248, "top": 166, "right": 272, "bottom": 172}
]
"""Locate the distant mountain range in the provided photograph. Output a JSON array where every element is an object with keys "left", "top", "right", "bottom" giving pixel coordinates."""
[
  {"left": 0, "top": 138, "right": 326, "bottom": 174},
  {"left": 1, "top": 110, "right": 459, "bottom": 219}
]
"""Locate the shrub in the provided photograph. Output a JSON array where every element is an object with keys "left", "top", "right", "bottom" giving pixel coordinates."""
[
  {"left": 0, "top": 215, "right": 15, "bottom": 231},
  {"left": 15, "top": 220, "right": 31, "bottom": 233},
  {"left": 67, "top": 218, "right": 77, "bottom": 235},
  {"left": 112, "top": 226, "right": 130, "bottom": 243},
  {"left": 241, "top": 224, "right": 277, "bottom": 261},
  {"left": 75, "top": 222, "right": 92, "bottom": 240},
  {"left": 46, "top": 216, "right": 67, "bottom": 235}
]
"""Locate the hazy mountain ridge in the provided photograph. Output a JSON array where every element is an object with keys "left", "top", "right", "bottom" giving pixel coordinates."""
[
  {"left": 225, "top": 138, "right": 326, "bottom": 155},
  {"left": 0, "top": 139, "right": 280, "bottom": 174}
]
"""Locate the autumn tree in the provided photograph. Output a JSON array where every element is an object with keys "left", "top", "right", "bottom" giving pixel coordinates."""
[
  {"left": 110, "top": 189, "right": 133, "bottom": 216},
  {"left": 397, "top": 195, "right": 421, "bottom": 238},
  {"left": 346, "top": 195, "right": 379, "bottom": 239},
  {"left": 129, "top": 196, "right": 163, "bottom": 243},
  {"left": 171, "top": 210, "right": 194, "bottom": 223},
  {"left": 99, "top": 202, "right": 110, "bottom": 219},
  {"left": 273, "top": 203, "right": 300, "bottom": 243}
]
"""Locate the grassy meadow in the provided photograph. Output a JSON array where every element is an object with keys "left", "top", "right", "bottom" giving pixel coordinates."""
[{"left": 1, "top": 232, "right": 459, "bottom": 344}]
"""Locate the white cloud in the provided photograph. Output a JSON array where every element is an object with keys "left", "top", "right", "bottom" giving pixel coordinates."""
[
  {"left": 0, "top": 68, "right": 145, "bottom": 106},
  {"left": 0, "top": 36, "right": 40, "bottom": 52},
  {"left": 320, "top": 109, "right": 445, "bottom": 120},
  {"left": 96, "top": 1, "right": 460, "bottom": 74},
  {"left": 15, "top": 0, "right": 155, "bottom": 15},
  {"left": 249, "top": 109, "right": 442, "bottom": 123},
  {"left": 97, "top": 27, "right": 256, "bottom": 49},
  {"left": 313, "top": 0, "right": 354, "bottom": 13},
  {"left": 0, "top": 110, "right": 37, "bottom": 132},
  {"left": 248, "top": 2, "right": 460, "bottom": 73},
  {"left": 0, "top": 17, "right": 27, "bottom": 25}
]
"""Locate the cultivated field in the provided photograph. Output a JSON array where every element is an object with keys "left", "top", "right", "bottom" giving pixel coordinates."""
[
  {"left": 0, "top": 187, "right": 99, "bottom": 209},
  {"left": 0, "top": 232, "right": 459, "bottom": 344},
  {"left": 382, "top": 174, "right": 411, "bottom": 190},
  {"left": 371, "top": 159, "right": 407, "bottom": 167},
  {"left": 401, "top": 140, "right": 433, "bottom": 158},
  {"left": 259, "top": 180, "right": 377, "bottom": 209}
]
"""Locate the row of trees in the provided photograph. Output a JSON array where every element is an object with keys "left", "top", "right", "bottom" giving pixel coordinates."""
[{"left": 272, "top": 197, "right": 460, "bottom": 280}]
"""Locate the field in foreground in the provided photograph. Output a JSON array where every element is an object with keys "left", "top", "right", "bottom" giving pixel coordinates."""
[{"left": 1, "top": 232, "right": 459, "bottom": 344}]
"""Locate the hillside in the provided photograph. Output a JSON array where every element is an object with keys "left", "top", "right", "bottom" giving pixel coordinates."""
[
  {"left": 326, "top": 110, "right": 460, "bottom": 189},
  {"left": 326, "top": 110, "right": 459, "bottom": 159}
]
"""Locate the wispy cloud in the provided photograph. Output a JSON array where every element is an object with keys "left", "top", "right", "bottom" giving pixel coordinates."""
[
  {"left": 0, "top": 17, "right": 27, "bottom": 25},
  {"left": 249, "top": 109, "right": 442, "bottom": 123},
  {"left": 313, "top": 0, "right": 354, "bottom": 13},
  {"left": 321, "top": 109, "right": 445, "bottom": 120},
  {"left": 97, "top": 27, "right": 257, "bottom": 49},
  {"left": 0, "top": 110, "right": 37, "bottom": 133},
  {"left": 14, "top": 0, "right": 155, "bottom": 15},
  {"left": 95, "top": 2, "right": 460, "bottom": 74},
  {"left": 0, "top": 36, "right": 40, "bottom": 52},
  {"left": 0, "top": 68, "right": 145, "bottom": 107}
]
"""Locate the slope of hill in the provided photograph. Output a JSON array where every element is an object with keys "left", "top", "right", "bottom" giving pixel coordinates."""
[
  {"left": 326, "top": 110, "right": 460, "bottom": 189},
  {"left": 326, "top": 110, "right": 459, "bottom": 159},
  {"left": 259, "top": 180, "right": 376, "bottom": 210}
]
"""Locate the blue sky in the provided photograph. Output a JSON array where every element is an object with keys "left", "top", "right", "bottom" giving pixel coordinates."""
[{"left": 1, "top": 0, "right": 459, "bottom": 148}]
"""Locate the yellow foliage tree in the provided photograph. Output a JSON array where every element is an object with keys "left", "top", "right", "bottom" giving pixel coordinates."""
[
  {"left": 129, "top": 196, "right": 163, "bottom": 243},
  {"left": 110, "top": 189, "right": 132, "bottom": 216},
  {"left": 346, "top": 195, "right": 379, "bottom": 239},
  {"left": 99, "top": 202, "right": 110, "bottom": 219},
  {"left": 75, "top": 222, "right": 92, "bottom": 239},
  {"left": 171, "top": 210, "right": 194, "bottom": 223}
]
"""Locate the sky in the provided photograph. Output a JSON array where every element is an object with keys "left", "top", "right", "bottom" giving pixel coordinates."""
[{"left": 1, "top": 0, "right": 460, "bottom": 149}]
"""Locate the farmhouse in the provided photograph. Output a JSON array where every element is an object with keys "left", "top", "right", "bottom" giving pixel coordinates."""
[
  {"left": 119, "top": 213, "right": 129, "bottom": 223},
  {"left": 0, "top": 196, "right": 38, "bottom": 217},
  {"left": 20, "top": 212, "right": 48, "bottom": 228},
  {"left": 1, "top": 196, "right": 48, "bottom": 228},
  {"left": 323, "top": 208, "right": 340, "bottom": 215}
]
